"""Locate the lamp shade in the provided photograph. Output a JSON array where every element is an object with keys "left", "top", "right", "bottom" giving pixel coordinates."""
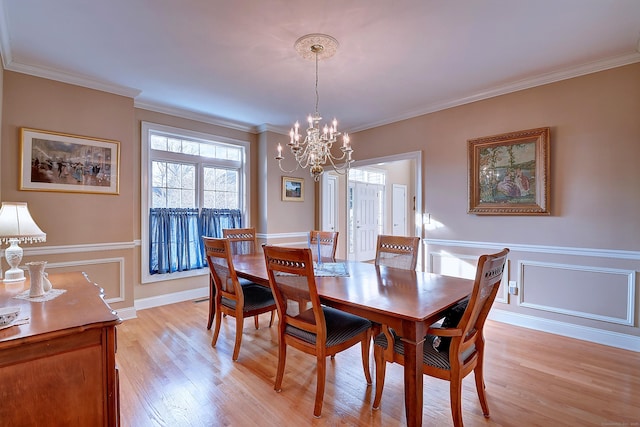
[{"left": 0, "top": 202, "right": 46, "bottom": 243}]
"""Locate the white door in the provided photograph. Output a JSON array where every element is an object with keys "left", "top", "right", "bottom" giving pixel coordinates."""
[
  {"left": 354, "top": 182, "right": 380, "bottom": 261},
  {"left": 322, "top": 174, "right": 338, "bottom": 232},
  {"left": 392, "top": 184, "right": 407, "bottom": 235}
]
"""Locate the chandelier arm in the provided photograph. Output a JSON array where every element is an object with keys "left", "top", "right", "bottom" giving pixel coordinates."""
[{"left": 277, "top": 159, "right": 301, "bottom": 174}]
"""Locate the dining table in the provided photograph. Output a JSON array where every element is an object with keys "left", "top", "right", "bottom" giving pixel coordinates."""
[{"left": 232, "top": 253, "right": 474, "bottom": 427}]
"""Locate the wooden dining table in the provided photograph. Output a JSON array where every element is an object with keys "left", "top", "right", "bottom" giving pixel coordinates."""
[{"left": 232, "top": 253, "right": 474, "bottom": 427}]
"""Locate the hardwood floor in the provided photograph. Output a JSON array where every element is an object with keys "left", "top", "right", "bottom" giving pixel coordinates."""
[{"left": 117, "top": 299, "right": 640, "bottom": 426}]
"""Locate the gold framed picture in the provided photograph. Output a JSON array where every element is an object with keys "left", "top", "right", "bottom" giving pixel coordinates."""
[
  {"left": 20, "top": 128, "right": 120, "bottom": 195},
  {"left": 282, "top": 176, "right": 304, "bottom": 202},
  {"left": 468, "top": 127, "right": 550, "bottom": 215}
]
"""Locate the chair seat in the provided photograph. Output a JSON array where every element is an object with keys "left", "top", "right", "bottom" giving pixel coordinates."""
[
  {"left": 286, "top": 306, "right": 372, "bottom": 347},
  {"left": 221, "top": 284, "right": 275, "bottom": 312},
  {"left": 374, "top": 330, "right": 475, "bottom": 371},
  {"left": 238, "top": 277, "right": 257, "bottom": 287}
]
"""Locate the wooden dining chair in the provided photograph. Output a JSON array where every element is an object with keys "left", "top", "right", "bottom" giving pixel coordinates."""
[
  {"left": 309, "top": 230, "right": 339, "bottom": 263},
  {"left": 203, "top": 237, "right": 276, "bottom": 361},
  {"left": 210, "top": 227, "right": 274, "bottom": 330},
  {"left": 223, "top": 227, "right": 258, "bottom": 255},
  {"left": 374, "top": 235, "right": 420, "bottom": 270},
  {"left": 263, "top": 245, "right": 373, "bottom": 418},
  {"left": 372, "top": 248, "right": 510, "bottom": 427}
]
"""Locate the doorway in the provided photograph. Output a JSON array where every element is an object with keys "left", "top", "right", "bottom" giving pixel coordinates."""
[{"left": 320, "top": 151, "right": 422, "bottom": 265}]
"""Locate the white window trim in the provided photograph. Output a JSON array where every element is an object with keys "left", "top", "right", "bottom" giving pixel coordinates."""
[{"left": 140, "top": 121, "right": 251, "bottom": 284}]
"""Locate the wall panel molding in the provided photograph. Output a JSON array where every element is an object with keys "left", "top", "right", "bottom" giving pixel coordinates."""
[
  {"left": 424, "top": 239, "right": 640, "bottom": 260},
  {"left": 44, "top": 257, "right": 126, "bottom": 304},
  {"left": 428, "top": 251, "right": 509, "bottom": 304},
  {"left": 518, "top": 260, "right": 635, "bottom": 326}
]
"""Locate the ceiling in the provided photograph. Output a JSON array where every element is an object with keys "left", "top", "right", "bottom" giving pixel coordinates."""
[{"left": 1, "top": 0, "right": 639, "bottom": 134}]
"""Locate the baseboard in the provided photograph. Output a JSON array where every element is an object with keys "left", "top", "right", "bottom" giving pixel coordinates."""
[
  {"left": 132, "top": 286, "right": 209, "bottom": 314},
  {"left": 489, "top": 309, "right": 640, "bottom": 352}
]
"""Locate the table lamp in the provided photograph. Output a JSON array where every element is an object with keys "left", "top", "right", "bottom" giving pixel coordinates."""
[{"left": 0, "top": 202, "right": 46, "bottom": 283}]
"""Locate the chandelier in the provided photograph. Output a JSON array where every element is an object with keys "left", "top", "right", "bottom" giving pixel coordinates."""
[{"left": 276, "top": 34, "right": 353, "bottom": 182}]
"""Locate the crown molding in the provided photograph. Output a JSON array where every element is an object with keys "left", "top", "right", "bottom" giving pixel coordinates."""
[
  {"left": 349, "top": 52, "right": 640, "bottom": 133},
  {"left": 134, "top": 100, "right": 258, "bottom": 134}
]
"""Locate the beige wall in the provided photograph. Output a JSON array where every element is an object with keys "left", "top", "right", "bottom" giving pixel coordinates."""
[
  {"left": 2, "top": 63, "right": 638, "bottom": 348},
  {"left": 352, "top": 63, "right": 640, "bottom": 342},
  {"left": 1, "top": 71, "right": 137, "bottom": 308}
]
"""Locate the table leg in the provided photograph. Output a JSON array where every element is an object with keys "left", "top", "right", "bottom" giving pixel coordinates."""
[{"left": 401, "top": 321, "right": 426, "bottom": 427}]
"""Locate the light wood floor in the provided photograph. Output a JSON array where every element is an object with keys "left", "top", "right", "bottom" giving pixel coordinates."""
[{"left": 116, "top": 299, "right": 640, "bottom": 426}]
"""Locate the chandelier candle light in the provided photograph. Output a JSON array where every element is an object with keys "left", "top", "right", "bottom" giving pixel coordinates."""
[{"left": 276, "top": 34, "right": 353, "bottom": 181}]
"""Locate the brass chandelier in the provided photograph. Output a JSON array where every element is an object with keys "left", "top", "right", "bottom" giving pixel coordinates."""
[{"left": 276, "top": 34, "right": 353, "bottom": 182}]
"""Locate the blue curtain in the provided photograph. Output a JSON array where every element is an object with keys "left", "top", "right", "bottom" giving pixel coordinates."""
[
  {"left": 149, "top": 208, "right": 242, "bottom": 275},
  {"left": 200, "top": 208, "right": 242, "bottom": 259},
  {"left": 149, "top": 208, "right": 204, "bottom": 274}
]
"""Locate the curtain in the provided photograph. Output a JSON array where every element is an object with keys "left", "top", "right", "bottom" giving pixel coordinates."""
[
  {"left": 149, "top": 208, "right": 204, "bottom": 274},
  {"left": 200, "top": 208, "right": 242, "bottom": 260},
  {"left": 149, "top": 208, "right": 243, "bottom": 275}
]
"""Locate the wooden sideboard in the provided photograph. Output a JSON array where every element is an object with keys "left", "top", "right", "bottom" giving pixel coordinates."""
[{"left": 0, "top": 271, "right": 121, "bottom": 426}]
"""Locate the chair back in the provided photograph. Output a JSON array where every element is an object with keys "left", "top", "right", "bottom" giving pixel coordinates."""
[
  {"left": 203, "top": 237, "right": 242, "bottom": 303},
  {"left": 223, "top": 227, "right": 258, "bottom": 255},
  {"left": 309, "top": 230, "right": 339, "bottom": 262},
  {"left": 454, "top": 248, "right": 509, "bottom": 354},
  {"left": 263, "top": 246, "right": 325, "bottom": 340},
  {"left": 375, "top": 235, "right": 420, "bottom": 270}
]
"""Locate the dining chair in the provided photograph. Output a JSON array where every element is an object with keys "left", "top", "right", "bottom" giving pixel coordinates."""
[
  {"left": 203, "top": 237, "right": 277, "bottom": 361},
  {"left": 263, "top": 245, "right": 373, "bottom": 418},
  {"left": 210, "top": 227, "right": 274, "bottom": 330},
  {"left": 374, "top": 234, "right": 420, "bottom": 270},
  {"left": 223, "top": 227, "right": 258, "bottom": 255},
  {"left": 309, "top": 230, "right": 339, "bottom": 263},
  {"left": 372, "top": 248, "right": 510, "bottom": 427}
]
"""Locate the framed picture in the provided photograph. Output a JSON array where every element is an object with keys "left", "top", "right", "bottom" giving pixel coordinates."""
[
  {"left": 468, "top": 127, "right": 550, "bottom": 215},
  {"left": 282, "top": 176, "right": 304, "bottom": 202},
  {"left": 20, "top": 128, "right": 120, "bottom": 195}
]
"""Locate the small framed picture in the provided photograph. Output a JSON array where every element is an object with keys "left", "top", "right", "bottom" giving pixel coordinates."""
[
  {"left": 282, "top": 176, "right": 304, "bottom": 202},
  {"left": 20, "top": 128, "right": 120, "bottom": 195},
  {"left": 468, "top": 127, "right": 550, "bottom": 215}
]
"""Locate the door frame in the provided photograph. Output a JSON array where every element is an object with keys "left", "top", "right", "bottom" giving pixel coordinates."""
[{"left": 321, "top": 150, "right": 423, "bottom": 269}]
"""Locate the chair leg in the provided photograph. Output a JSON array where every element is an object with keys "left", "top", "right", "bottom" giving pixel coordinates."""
[
  {"left": 207, "top": 277, "right": 215, "bottom": 330},
  {"left": 268, "top": 310, "right": 275, "bottom": 327},
  {"left": 474, "top": 365, "right": 490, "bottom": 417},
  {"left": 274, "top": 340, "right": 287, "bottom": 392},
  {"left": 361, "top": 330, "right": 372, "bottom": 385},
  {"left": 211, "top": 308, "right": 222, "bottom": 348},
  {"left": 313, "top": 355, "right": 326, "bottom": 418},
  {"left": 372, "top": 343, "right": 387, "bottom": 409},
  {"left": 254, "top": 315, "right": 259, "bottom": 329},
  {"left": 450, "top": 372, "right": 464, "bottom": 427},
  {"left": 232, "top": 315, "right": 244, "bottom": 361}
]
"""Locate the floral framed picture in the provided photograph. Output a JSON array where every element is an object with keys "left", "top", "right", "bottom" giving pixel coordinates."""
[
  {"left": 468, "top": 127, "right": 550, "bottom": 215},
  {"left": 20, "top": 128, "right": 120, "bottom": 195},
  {"left": 282, "top": 176, "right": 304, "bottom": 202}
]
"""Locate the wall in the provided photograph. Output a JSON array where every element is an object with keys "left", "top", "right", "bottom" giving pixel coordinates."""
[
  {"left": 2, "top": 63, "right": 638, "bottom": 349},
  {"left": 1, "top": 71, "right": 136, "bottom": 309},
  {"left": 352, "top": 63, "right": 640, "bottom": 349},
  {"left": 258, "top": 128, "right": 316, "bottom": 246}
]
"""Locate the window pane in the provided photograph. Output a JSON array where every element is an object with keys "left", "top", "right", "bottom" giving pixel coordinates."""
[
  {"left": 182, "top": 140, "right": 199, "bottom": 156},
  {"left": 166, "top": 163, "right": 182, "bottom": 188},
  {"left": 152, "top": 187, "right": 166, "bottom": 207},
  {"left": 150, "top": 135, "right": 167, "bottom": 151},
  {"left": 200, "top": 143, "right": 216, "bottom": 158},
  {"left": 167, "top": 137, "right": 182, "bottom": 153},
  {"left": 166, "top": 188, "right": 181, "bottom": 207},
  {"left": 152, "top": 161, "right": 166, "bottom": 187}
]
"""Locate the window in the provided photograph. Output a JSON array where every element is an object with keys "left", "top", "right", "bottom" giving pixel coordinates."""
[{"left": 141, "top": 122, "right": 250, "bottom": 283}]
